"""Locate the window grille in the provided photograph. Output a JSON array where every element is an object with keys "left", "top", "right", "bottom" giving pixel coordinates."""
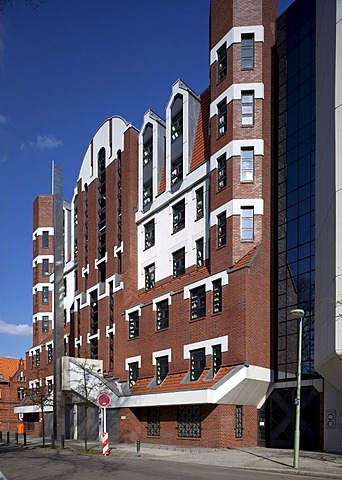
[
  {"left": 178, "top": 405, "right": 201, "bottom": 438},
  {"left": 147, "top": 407, "right": 160, "bottom": 436},
  {"left": 235, "top": 406, "right": 243, "bottom": 438}
]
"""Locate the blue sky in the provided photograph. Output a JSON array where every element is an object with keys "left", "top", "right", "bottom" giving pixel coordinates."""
[{"left": 0, "top": 0, "right": 294, "bottom": 359}]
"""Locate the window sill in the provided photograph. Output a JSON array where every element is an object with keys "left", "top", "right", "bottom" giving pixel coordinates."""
[
  {"left": 217, "top": 186, "right": 227, "bottom": 194},
  {"left": 241, "top": 124, "right": 254, "bottom": 128},
  {"left": 190, "top": 316, "right": 206, "bottom": 323},
  {"left": 156, "top": 327, "right": 169, "bottom": 333},
  {"left": 240, "top": 180, "right": 254, "bottom": 184},
  {"left": 177, "top": 436, "right": 201, "bottom": 441},
  {"left": 216, "top": 76, "right": 227, "bottom": 86},
  {"left": 241, "top": 239, "right": 254, "bottom": 243},
  {"left": 216, "top": 244, "right": 227, "bottom": 250},
  {"left": 217, "top": 131, "right": 227, "bottom": 140},
  {"left": 211, "top": 311, "right": 222, "bottom": 317}
]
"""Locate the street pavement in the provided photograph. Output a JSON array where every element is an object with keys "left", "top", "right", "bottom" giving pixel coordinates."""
[{"left": 1, "top": 435, "right": 342, "bottom": 478}]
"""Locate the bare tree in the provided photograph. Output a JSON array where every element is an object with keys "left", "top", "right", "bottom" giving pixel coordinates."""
[{"left": 25, "top": 368, "right": 53, "bottom": 447}]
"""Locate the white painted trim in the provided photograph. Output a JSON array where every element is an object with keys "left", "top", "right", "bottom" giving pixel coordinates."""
[
  {"left": 184, "top": 270, "right": 228, "bottom": 299},
  {"left": 125, "top": 305, "right": 142, "bottom": 321},
  {"left": 45, "top": 341, "right": 53, "bottom": 350},
  {"left": 75, "top": 336, "right": 82, "bottom": 348},
  {"left": 106, "top": 324, "right": 115, "bottom": 337},
  {"left": 210, "top": 139, "right": 264, "bottom": 171},
  {"left": 82, "top": 265, "right": 89, "bottom": 277},
  {"left": 125, "top": 355, "right": 141, "bottom": 370},
  {"left": 32, "top": 227, "right": 54, "bottom": 239},
  {"left": 210, "top": 25, "right": 264, "bottom": 64},
  {"left": 183, "top": 335, "right": 228, "bottom": 359},
  {"left": 32, "top": 255, "right": 54, "bottom": 266},
  {"left": 152, "top": 349, "right": 172, "bottom": 365},
  {"left": 45, "top": 375, "right": 54, "bottom": 384},
  {"left": 95, "top": 252, "right": 108, "bottom": 267},
  {"left": 152, "top": 292, "right": 173, "bottom": 311},
  {"left": 87, "top": 330, "right": 100, "bottom": 343},
  {"left": 210, "top": 198, "right": 264, "bottom": 226},
  {"left": 32, "top": 283, "right": 54, "bottom": 293},
  {"left": 114, "top": 242, "right": 123, "bottom": 257},
  {"left": 210, "top": 83, "right": 264, "bottom": 118},
  {"left": 64, "top": 334, "right": 69, "bottom": 343}
]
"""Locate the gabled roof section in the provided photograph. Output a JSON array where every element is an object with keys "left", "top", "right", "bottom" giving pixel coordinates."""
[
  {"left": 228, "top": 243, "right": 262, "bottom": 272},
  {"left": 190, "top": 89, "right": 210, "bottom": 172},
  {"left": 0, "top": 358, "right": 24, "bottom": 382}
]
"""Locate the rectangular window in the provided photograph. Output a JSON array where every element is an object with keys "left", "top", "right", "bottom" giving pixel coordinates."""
[
  {"left": 147, "top": 407, "right": 160, "bottom": 437},
  {"left": 36, "top": 350, "right": 40, "bottom": 367},
  {"left": 129, "top": 362, "right": 139, "bottom": 387},
  {"left": 241, "top": 91, "right": 254, "bottom": 126},
  {"left": 47, "top": 344, "right": 53, "bottom": 363},
  {"left": 42, "top": 316, "right": 49, "bottom": 333},
  {"left": 171, "top": 155, "right": 183, "bottom": 188},
  {"left": 196, "top": 187, "right": 204, "bottom": 220},
  {"left": 241, "top": 207, "right": 254, "bottom": 241},
  {"left": 241, "top": 33, "right": 254, "bottom": 69},
  {"left": 143, "top": 179, "right": 153, "bottom": 209},
  {"left": 42, "top": 287, "right": 49, "bottom": 304},
  {"left": 235, "top": 406, "right": 243, "bottom": 438},
  {"left": 129, "top": 311, "right": 139, "bottom": 339},
  {"left": 178, "top": 405, "right": 201, "bottom": 438},
  {"left": 218, "top": 100, "right": 227, "bottom": 135},
  {"left": 212, "top": 279, "right": 222, "bottom": 313},
  {"left": 217, "top": 213, "right": 227, "bottom": 247},
  {"left": 156, "top": 356, "right": 169, "bottom": 385},
  {"left": 145, "top": 263, "right": 155, "bottom": 290},
  {"left": 217, "top": 44, "right": 227, "bottom": 82},
  {"left": 190, "top": 286, "right": 206, "bottom": 320},
  {"left": 17, "top": 388, "right": 25, "bottom": 400},
  {"left": 196, "top": 238, "right": 204, "bottom": 268},
  {"left": 173, "top": 200, "right": 185, "bottom": 233},
  {"left": 42, "top": 231, "right": 49, "bottom": 248},
  {"left": 190, "top": 349, "right": 205, "bottom": 381},
  {"left": 156, "top": 300, "right": 169, "bottom": 330},
  {"left": 144, "top": 220, "right": 155, "bottom": 249},
  {"left": 241, "top": 148, "right": 254, "bottom": 182},
  {"left": 173, "top": 248, "right": 185, "bottom": 278},
  {"left": 47, "top": 380, "right": 53, "bottom": 394},
  {"left": 217, "top": 155, "right": 227, "bottom": 190},
  {"left": 42, "top": 259, "right": 49, "bottom": 276},
  {"left": 212, "top": 345, "right": 222, "bottom": 376}
]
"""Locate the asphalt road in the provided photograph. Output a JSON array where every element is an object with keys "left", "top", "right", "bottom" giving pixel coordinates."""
[{"left": 0, "top": 446, "right": 321, "bottom": 480}]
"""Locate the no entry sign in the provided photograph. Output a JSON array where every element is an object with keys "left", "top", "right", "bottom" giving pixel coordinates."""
[{"left": 97, "top": 393, "right": 111, "bottom": 408}]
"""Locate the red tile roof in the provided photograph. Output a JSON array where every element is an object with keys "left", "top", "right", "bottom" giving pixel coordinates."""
[
  {"left": 0, "top": 358, "right": 25, "bottom": 382},
  {"left": 190, "top": 89, "right": 210, "bottom": 172},
  {"left": 228, "top": 244, "right": 261, "bottom": 272},
  {"left": 131, "top": 366, "right": 234, "bottom": 396}
]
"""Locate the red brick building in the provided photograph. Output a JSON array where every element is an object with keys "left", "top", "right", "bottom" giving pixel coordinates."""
[
  {"left": 0, "top": 358, "right": 26, "bottom": 432},
  {"left": 19, "top": 0, "right": 278, "bottom": 447}
]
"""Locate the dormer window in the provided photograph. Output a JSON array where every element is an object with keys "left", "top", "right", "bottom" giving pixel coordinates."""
[
  {"left": 171, "top": 95, "right": 183, "bottom": 142},
  {"left": 142, "top": 124, "right": 153, "bottom": 211},
  {"left": 143, "top": 124, "right": 153, "bottom": 165}
]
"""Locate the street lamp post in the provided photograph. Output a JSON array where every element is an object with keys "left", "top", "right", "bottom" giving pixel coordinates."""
[{"left": 289, "top": 308, "right": 305, "bottom": 470}]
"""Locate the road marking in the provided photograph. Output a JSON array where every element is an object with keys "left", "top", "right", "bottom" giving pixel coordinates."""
[{"left": 0, "top": 472, "right": 8, "bottom": 480}]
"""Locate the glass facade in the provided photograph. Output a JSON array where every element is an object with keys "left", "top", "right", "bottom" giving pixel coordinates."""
[{"left": 276, "top": 0, "right": 317, "bottom": 381}]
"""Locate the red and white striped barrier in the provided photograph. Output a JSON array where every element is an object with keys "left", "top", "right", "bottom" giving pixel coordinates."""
[{"left": 102, "top": 432, "right": 109, "bottom": 456}]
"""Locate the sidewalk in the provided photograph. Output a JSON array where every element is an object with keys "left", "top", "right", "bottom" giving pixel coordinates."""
[{"left": 2, "top": 435, "right": 342, "bottom": 478}]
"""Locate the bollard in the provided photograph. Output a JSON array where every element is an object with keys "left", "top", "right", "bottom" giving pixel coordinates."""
[
  {"left": 61, "top": 434, "right": 65, "bottom": 449},
  {"left": 6, "top": 431, "right": 9, "bottom": 444},
  {"left": 23, "top": 432, "right": 27, "bottom": 446},
  {"left": 0, "top": 431, "right": 2, "bottom": 442},
  {"left": 15, "top": 432, "right": 18, "bottom": 444},
  {"left": 51, "top": 434, "right": 55, "bottom": 448},
  {"left": 136, "top": 439, "right": 141, "bottom": 457}
]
